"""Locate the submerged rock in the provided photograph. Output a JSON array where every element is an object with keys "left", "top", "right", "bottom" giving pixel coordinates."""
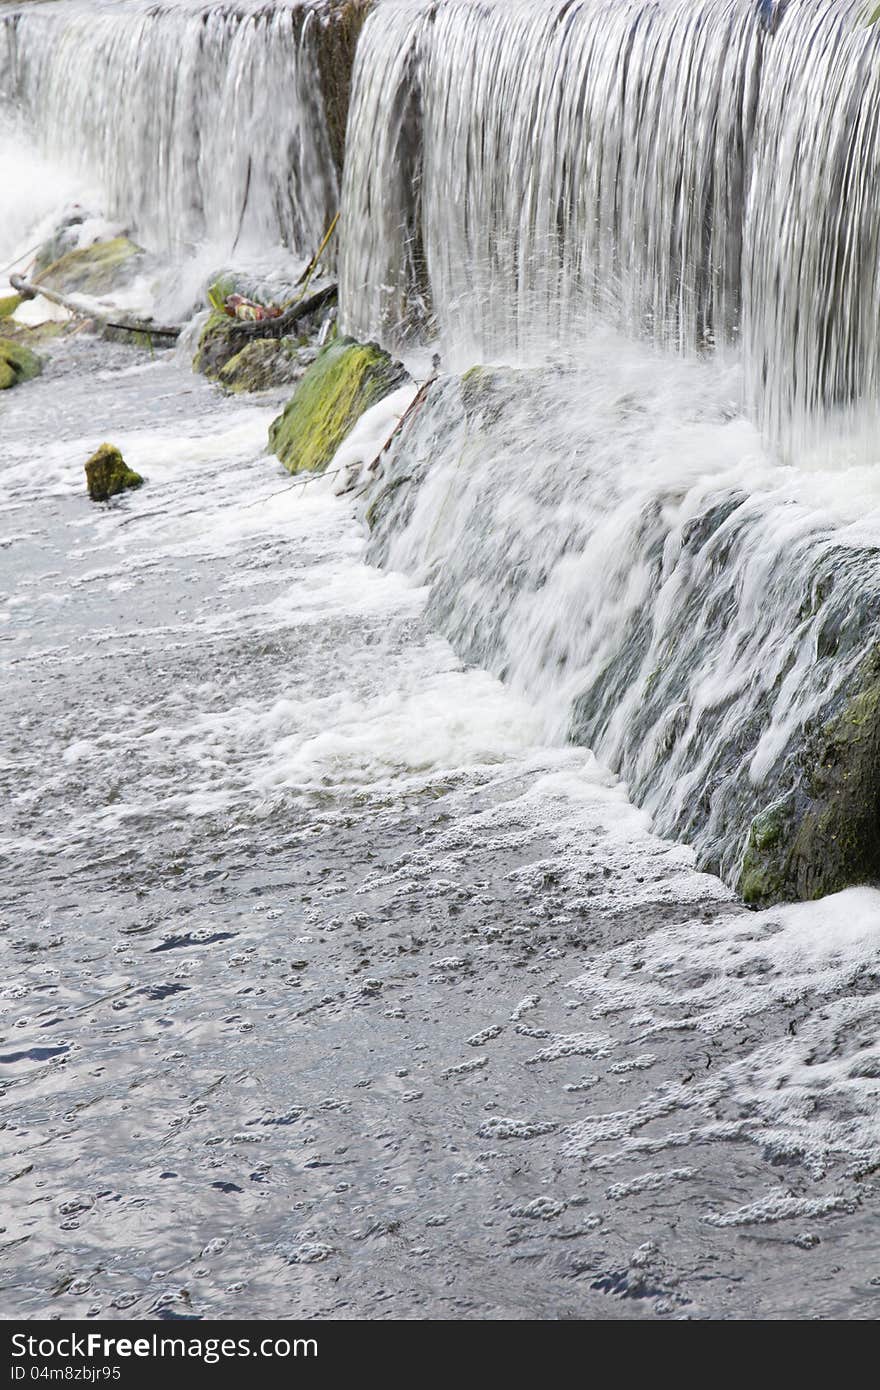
[
  {"left": 268, "top": 335, "right": 409, "bottom": 475},
  {"left": 38, "top": 236, "right": 144, "bottom": 297},
  {"left": 0, "top": 338, "right": 42, "bottom": 390},
  {"left": 84, "top": 443, "right": 143, "bottom": 502}
]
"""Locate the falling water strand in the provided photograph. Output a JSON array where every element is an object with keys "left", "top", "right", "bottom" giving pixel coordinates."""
[
  {"left": 0, "top": 0, "right": 338, "bottom": 259},
  {"left": 340, "top": 0, "right": 880, "bottom": 447}
]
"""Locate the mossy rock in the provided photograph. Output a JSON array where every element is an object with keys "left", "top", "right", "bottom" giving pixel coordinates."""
[
  {"left": 217, "top": 338, "right": 309, "bottom": 394},
  {"left": 38, "top": 237, "right": 144, "bottom": 296},
  {"left": 32, "top": 208, "right": 89, "bottom": 275},
  {"left": 195, "top": 304, "right": 292, "bottom": 381},
  {"left": 738, "top": 651, "right": 880, "bottom": 905},
  {"left": 0, "top": 319, "right": 64, "bottom": 348},
  {"left": 268, "top": 335, "right": 409, "bottom": 475},
  {"left": 0, "top": 338, "right": 42, "bottom": 390},
  {"left": 194, "top": 272, "right": 332, "bottom": 381},
  {"left": 0, "top": 294, "right": 22, "bottom": 319},
  {"left": 84, "top": 443, "right": 144, "bottom": 502},
  {"left": 193, "top": 310, "right": 238, "bottom": 378}
]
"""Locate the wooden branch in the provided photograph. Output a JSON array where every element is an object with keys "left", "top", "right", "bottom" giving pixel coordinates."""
[
  {"left": 367, "top": 375, "right": 436, "bottom": 475},
  {"left": 219, "top": 282, "right": 338, "bottom": 344},
  {"left": 9, "top": 272, "right": 180, "bottom": 340}
]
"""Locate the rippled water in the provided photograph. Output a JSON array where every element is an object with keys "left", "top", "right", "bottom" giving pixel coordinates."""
[{"left": 2, "top": 337, "right": 879, "bottom": 1320}]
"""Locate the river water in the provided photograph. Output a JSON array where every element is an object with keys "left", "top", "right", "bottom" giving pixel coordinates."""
[
  {"left": 2, "top": 0, "right": 880, "bottom": 1322},
  {"left": 2, "top": 331, "right": 879, "bottom": 1320}
]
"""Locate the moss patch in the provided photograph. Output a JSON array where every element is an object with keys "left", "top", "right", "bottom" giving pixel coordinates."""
[
  {"left": 84, "top": 443, "right": 144, "bottom": 502},
  {"left": 0, "top": 319, "right": 63, "bottom": 348},
  {"left": 0, "top": 338, "right": 42, "bottom": 390},
  {"left": 218, "top": 339, "right": 308, "bottom": 394},
  {"left": 737, "top": 652, "right": 880, "bottom": 905},
  {"left": 268, "top": 336, "right": 408, "bottom": 475},
  {"left": 0, "top": 294, "right": 22, "bottom": 319},
  {"left": 39, "top": 237, "right": 143, "bottom": 296}
]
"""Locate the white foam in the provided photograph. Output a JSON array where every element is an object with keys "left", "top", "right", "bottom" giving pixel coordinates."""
[
  {"left": 0, "top": 121, "right": 97, "bottom": 286},
  {"left": 327, "top": 383, "right": 420, "bottom": 495}
]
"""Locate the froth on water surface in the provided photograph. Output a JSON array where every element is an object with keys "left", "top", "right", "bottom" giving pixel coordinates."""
[{"left": 2, "top": 336, "right": 879, "bottom": 1319}]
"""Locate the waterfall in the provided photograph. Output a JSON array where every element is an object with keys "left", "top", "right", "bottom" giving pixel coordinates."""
[
  {"left": 4, "top": 0, "right": 880, "bottom": 901},
  {"left": 0, "top": 0, "right": 344, "bottom": 260},
  {"left": 364, "top": 348, "right": 880, "bottom": 902},
  {"left": 340, "top": 0, "right": 880, "bottom": 447}
]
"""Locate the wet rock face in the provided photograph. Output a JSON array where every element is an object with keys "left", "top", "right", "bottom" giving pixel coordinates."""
[
  {"left": 269, "top": 334, "right": 408, "bottom": 475},
  {"left": 361, "top": 365, "right": 880, "bottom": 906},
  {"left": 0, "top": 337, "right": 42, "bottom": 390},
  {"left": 740, "top": 654, "right": 880, "bottom": 906},
  {"left": 312, "top": 0, "right": 375, "bottom": 180},
  {"left": 84, "top": 443, "right": 143, "bottom": 502}
]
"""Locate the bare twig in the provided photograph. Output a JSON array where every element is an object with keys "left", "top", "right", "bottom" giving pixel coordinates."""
[{"left": 10, "top": 272, "right": 180, "bottom": 340}]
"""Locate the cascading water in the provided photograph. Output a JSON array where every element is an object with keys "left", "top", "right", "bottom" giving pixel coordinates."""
[
  {"left": 365, "top": 345, "right": 880, "bottom": 901},
  {"left": 0, "top": 0, "right": 342, "bottom": 259},
  {"left": 337, "top": 0, "right": 880, "bottom": 902},
  {"left": 2, "top": 0, "right": 877, "bottom": 893},
  {"left": 4, "top": 0, "right": 880, "bottom": 1322},
  {"left": 341, "top": 0, "right": 880, "bottom": 448}
]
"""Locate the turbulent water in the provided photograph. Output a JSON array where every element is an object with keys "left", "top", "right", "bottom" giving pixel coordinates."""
[
  {"left": 364, "top": 347, "right": 880, "bottom": 892},
  {"left": 3, "top": 0, "right": 880, "bottom": 1322},
  {"left": 3, "top": 333, "right": 880, "bottom": 1321},
  {"left": 341, "top": 0, "right": 880, "bottom": 449}
]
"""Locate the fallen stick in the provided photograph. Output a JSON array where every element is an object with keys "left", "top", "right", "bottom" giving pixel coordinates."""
[
  {"left": 9, "top": 272, "right": 181, "bottom": 341},
  {"left": 366, "top": 374, "right": 437, "bottom": 475},
  {"left": 295, "top": 213, "right": 340, "bottom": 292}
]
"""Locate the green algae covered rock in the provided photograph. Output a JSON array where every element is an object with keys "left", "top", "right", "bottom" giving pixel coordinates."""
[
  {"left": 738, "top": 649, "right": 880, "bottom": 906},
  {"left": 0, "top": 294, "right": 22, "bottom": 319},
  {"left": 193, "top": 310, "right": 240, "bottom": 378},
  {"left": 0, "top": 338, "right": 42, "bottom": 390},
  {"left": 217, "top": 338, "right": 310, "bottom": 394},
  {"left": 84, "top": 443, "right": 143, "bottom": 502},
  {"left": 39, "top": 237, "right": 144, "bottom": 297},
  {"left": 269, "top": 336, "right": 408, "bottom": 475}
]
